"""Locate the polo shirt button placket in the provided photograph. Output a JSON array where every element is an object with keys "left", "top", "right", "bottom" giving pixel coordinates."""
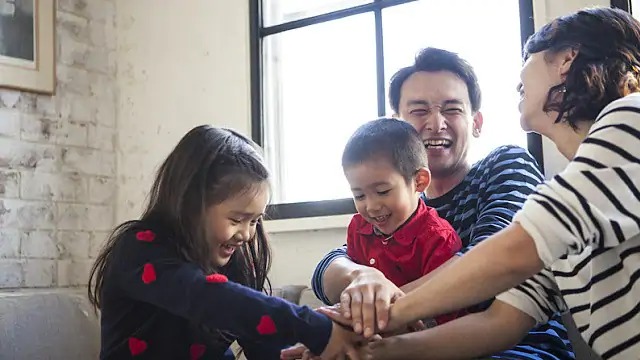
[{"left": 369, "top": 258, "right": 375, "bottom": 265}]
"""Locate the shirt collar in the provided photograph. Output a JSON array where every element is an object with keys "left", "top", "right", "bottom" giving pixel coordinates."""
[{"left": 356, "top": 200, "right": 428, "bottom": 246}]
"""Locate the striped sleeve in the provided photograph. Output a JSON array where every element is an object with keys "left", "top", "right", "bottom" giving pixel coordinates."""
[
  {"left": 496, "top": 268, "right": 567, "bottom": 325},
  {"left": 461, "top": 146, "right": 543, "bottom": 254},
  {"left": 311, "top": 245, "right": 349, "bottom": 305},
  {"left": 513, "top": 96, "right": 640, "bottom": 265}
]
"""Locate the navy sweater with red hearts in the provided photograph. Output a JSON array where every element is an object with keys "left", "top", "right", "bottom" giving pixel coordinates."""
[{"left": 98, "top": 222, "right": 332, "bottom": 359}]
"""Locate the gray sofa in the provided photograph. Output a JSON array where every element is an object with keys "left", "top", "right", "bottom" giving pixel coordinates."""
[
  {"left": 0, "top": 288, "right": 599, "bottom": 359},
  {"left": 0, "top": 290, "right": 100, "bottom": 360},
  {"left": 0, "top": 287, "right": 314, "bottom": 360}
]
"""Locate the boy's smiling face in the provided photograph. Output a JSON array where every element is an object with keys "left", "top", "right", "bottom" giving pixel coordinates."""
[{"left": 345, "top": 157, "right": 430, "bottom": 234}]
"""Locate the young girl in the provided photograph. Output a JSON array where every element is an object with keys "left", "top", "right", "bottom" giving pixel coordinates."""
[{"left": 88, "top": 125, "right": 356, "bottom": 359}]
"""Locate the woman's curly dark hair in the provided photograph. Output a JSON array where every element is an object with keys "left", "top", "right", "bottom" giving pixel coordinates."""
[{"left": 524, "top": 7, "right": 640, "bottom": 129}]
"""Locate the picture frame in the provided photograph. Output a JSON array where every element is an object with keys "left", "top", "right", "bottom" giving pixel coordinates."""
[{"left": 0, "top": 0, "right": 55, "bottom": 94}]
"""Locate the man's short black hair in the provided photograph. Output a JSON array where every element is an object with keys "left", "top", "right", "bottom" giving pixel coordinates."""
[
  {"left": 342, "top": 118, "right": 427, "bottom": 182},
  {"left": 388, "top": 47, "right": 482, "bottom": 114}
]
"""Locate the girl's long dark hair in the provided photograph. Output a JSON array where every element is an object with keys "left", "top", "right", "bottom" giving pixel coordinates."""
[{"left": 88, "top": 125, "right": 272, "bottom": 310}]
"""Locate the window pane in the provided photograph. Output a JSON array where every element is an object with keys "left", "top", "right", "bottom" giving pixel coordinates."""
[
  {"left": 263, "top": 0, "right": 372, "bottom": 27},
  {"left": 263, "top": 14, "right": 378, "bottom": 204},
  {"left": 632, "top": 0, "right": 640, "bottom": 20},
  {"left": 383, "top": 0, "right": 526, "bottom": 164}
]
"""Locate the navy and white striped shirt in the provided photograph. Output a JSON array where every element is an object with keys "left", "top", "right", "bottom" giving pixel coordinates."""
[
  {"left": 497, "top": 94, "right": 640, "bottom": 359},
  {"left": 312, "top": 145, "right": 575, "bottom": 359}
]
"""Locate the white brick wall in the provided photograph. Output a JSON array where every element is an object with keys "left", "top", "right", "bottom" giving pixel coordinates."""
[{"left": 0, "top": 0, "right": 117, "bottom": 289}]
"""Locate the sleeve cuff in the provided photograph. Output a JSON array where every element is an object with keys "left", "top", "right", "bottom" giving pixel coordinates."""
[
  {"left": 311, "top": 247, "right": 349, "bottom": 305},
  {"left": 495, "top": 289, "right": 548, "bottom": 326},
  {"left": 513, "top": 205, "right": 567, "bottom": 266},
  {"left": 297, "top": 308, "right": 333, "bottom": 355}
]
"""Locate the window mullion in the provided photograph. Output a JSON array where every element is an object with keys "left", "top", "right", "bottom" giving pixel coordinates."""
[{"left": 374, "top": 8, "right": 386, "bottom": 117}]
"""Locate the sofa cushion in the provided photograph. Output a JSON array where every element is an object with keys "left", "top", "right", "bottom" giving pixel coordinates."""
[{"left": 0, "top": 290, "right": 100, "bottom": 360}]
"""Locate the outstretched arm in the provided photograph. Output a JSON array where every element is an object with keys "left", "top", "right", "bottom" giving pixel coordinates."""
[
  {"left": 358, "top": 300, "right": 535, "bottom": 360},
  {"left": 114, "top": 226, "right": 333, "bottom": 354},
  {"left": 389, "top": 223, "right": 542, "bottom": 330}
]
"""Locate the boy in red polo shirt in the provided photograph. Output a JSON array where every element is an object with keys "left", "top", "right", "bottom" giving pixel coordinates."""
[{"left": 341, "top": 118, "right": 462, "bottom": 327}]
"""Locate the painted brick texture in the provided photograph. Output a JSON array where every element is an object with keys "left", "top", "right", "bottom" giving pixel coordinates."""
[{"left": 0, "top": 0, "right": 117, "bottom": 288}]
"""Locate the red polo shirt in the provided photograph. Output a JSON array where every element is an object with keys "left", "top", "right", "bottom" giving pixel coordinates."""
[{"left": 346, "top": 200, "right": 463, "bottom": 325}]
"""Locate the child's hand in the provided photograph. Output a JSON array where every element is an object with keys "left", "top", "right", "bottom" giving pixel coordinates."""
[
  {"left": 279, "top": 344, "right": 340, "bottom": 360},
  {"left": 280, "top": 344, "right": 323, "bottom": 360},
  {"left": 319, "top": 322, "right": 363, "bottom": 359},
  {"left": 339, "top": 267, "right": 404, "bottom": 338},
  {"left": 279, "top": 307, "right": 359, "bottom": 360},
  {"left": 280, "top": 343, "right": 308, "bottom": 359},
  {"left": 316, "top": 305, "right": 351, "bottom": 327},
  {"left": 379, "top": 306, "right": 403, "bottom": 335}
]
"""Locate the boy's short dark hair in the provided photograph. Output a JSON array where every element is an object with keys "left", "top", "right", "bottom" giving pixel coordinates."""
[{"left": 342, "top": 118, "right": 427, "bottom": 182}]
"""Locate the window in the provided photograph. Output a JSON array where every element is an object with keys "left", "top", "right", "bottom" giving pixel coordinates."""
[
  {"left": 250, "top": 0, "right": 541, "bottom": 219},
  {"left": 622, "top": 0, "right": 636, "bottom": 17}
]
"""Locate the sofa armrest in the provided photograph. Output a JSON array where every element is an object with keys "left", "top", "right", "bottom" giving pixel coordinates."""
[{"left": 279, "top": 285, "right": 308, "bottom": 304}]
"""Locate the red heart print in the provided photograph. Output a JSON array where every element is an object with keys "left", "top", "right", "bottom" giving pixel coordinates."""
[
  {"left": 256, "top": 315, "right": 277, "bottom": 335},
  {"left": 190, "top": 343, "right": 206, "bottom": 359},
  {"left": 142, "top": 263, "right": 156, "bottom": 284},
  {"left": 136, "top": 230, "right": 156, "bottom": 242},
  {"left": 129, "top": 337, "right": 148, "bottom": 356},
  {"left": 205, "top": 274, "right": 228, "bottom": 283}
]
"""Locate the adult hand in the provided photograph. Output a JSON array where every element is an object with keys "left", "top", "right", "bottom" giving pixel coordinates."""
[
  {"left": 340, "top": 267, "right": 404, "bottom": 337},
  {"left": 355, "top": 335, "right": 394, "bottom": 360},
  {"left": 319, "top": 305, "right": 424, "bottom": 337}
]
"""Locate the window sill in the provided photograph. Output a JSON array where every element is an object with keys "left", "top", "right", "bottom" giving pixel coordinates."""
[{"left": 264, "top": 214, "right": 353, "bottom": 233}]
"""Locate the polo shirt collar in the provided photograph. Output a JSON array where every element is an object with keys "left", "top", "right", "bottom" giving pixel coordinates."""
[{"left": 356, "top": 200, "right": 427, "bottom": 245}]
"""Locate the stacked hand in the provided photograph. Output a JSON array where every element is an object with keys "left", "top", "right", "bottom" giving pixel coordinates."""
[
  {"left": 281, "top": 268, "right": 421, "bottom": 359},
  {"left": 338, "top": 267, "right": 405, "bottom": 337},
  {"left": 318, "top": 305, "right": 424, "bottom": 338},
  {"left": 280, "top": 317, "right": 362, "bottom": 360},
  {"left": 320, "top": 321, "right": 363, "bottom": 359},
  {"left": 280, "top": 306, "right": 421, "bottom": 360}
]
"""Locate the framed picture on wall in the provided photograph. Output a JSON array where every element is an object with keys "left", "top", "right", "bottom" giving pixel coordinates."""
[{"left": 0, "top": 0, "right": 55, "bottom": 94}]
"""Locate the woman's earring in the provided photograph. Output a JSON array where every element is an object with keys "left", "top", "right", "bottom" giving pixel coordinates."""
[{"left": 473, "top": 128, "right": 480, "bottom": 137}]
